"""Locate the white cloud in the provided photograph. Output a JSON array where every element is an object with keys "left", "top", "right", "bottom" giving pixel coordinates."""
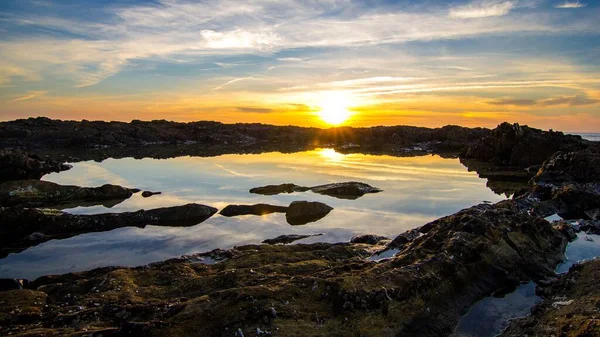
[
  {"left": 11, "top": 90, "right": 48, "bottom": 102},
  {"left": 0, "top": 0, "right": 598, "bottom": 88},
  {"left": 554, "top": 1, "right": 587, "bottom": 8},
  {"left": 449, "top": 0, "right": 516, "bottom": 19}
]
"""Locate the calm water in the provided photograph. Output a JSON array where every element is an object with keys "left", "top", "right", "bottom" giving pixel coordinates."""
[
  {"left": 0, "top": 149, "right": 504, "bottom": 279},
  {"left": 575, "top": 133, "right": 600, "bottom": 142}
]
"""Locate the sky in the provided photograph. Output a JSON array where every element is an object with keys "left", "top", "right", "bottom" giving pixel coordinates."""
[{"left": 0, "top": 0, "right": 599, "bottom": 131}]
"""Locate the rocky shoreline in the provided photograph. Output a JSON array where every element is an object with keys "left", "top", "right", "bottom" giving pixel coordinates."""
[{"left": 0, "top": 119, "right": 599, "bottom": 336}]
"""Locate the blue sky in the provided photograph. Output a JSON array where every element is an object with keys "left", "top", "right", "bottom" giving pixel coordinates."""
[{"left": 0, "top": 0, "right": 599, "bottom": 131}]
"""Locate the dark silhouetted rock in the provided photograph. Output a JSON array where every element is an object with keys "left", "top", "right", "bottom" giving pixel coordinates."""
[
  {"left": 534, "top": 148, "right": 600, "bottom": 186},
  {"left": 0, "top": 203, "right": 217, "bottom": 258},
  {"left": 0, "top": 180, "right": 133, "bottom": 208},
  {"left": 463, "top": 122, "right": 587, "bottom": 167},
  {"left": 220, "top": 204, "right": 288, "bottom": 217},
  {"left": 0, "top": 148, "right": 71, "bottom": 182},
  {"left": 350, "top": 234, "right": 388, "bottom": 245},
  {"left": 310, "top": 182, "right": 382, "bottom": 200},
  {"left": 285, "top": 201, "right": 333, "bottom": 225},
  {"left": 249, "top": 184, "right": 310, "bottom": 195},
  {"left": 141, "top": 191, "right": 162, "bottom": 198},
  {"left": 0, "top": 279, "right": 22, "bottom": 292},
  {"left": 262, "top": 233, "right": 323, "bottom": 245}
]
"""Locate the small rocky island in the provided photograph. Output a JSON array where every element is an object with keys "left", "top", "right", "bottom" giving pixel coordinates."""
[{"left": 0, "top": 118, "right": 599, "bottom": 336}]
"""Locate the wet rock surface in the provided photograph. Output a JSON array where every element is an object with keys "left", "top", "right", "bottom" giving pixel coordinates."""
[
  {"left": 0, "top": 148, "right": 71, "bottom": 182},
  {"left": 517, "top": 148, "right": 600, "bottom": 219},
  {"left": 0, "top": 200, "right": 570, "bottom": 337},
  {"left": 219, "top": 204, "right": 288, "bottom": 217},
  {"left": 0, "top": 180, "right": 133, "bottom": 208},
  {"left": 500, "top": 260, "right": 600, "bottom": 337},
  {"left": 262, "top": 233, "right": 323, "bottom": 245},
  {"left": 0, "top": 204, "right": 218, "bottom": 258},
  {"left": 285, "top": 201, "right": 333, "bottom": 225}
]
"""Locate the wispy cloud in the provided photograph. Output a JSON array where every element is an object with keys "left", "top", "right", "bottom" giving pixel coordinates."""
[
  {"left": 490, "top": 94, "right": 599, "bottom": 107},
  {"left": 11, "top": 90, "right": 48, "bottom": 102},
  {"left": 449, "top": 0, "right": 516, "bottom": 19},
  {"left": 212, "top": 77, "right": 254, "bottom": 91},
  {"left": 554, "top": 1, "right": 587, "bottom": 8}
]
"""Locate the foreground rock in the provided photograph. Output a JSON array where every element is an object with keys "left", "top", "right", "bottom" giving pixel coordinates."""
[
  {"left": 0, "top": 148, "right": 71, "bottom": 182},
  {"left": 262, "top": 233, "right": 323, "bottom": 245},
  {"left": 0, "top": 180, "right": 133, "bottom": 208},
  {"left": 517, "top": 148, "right": 600, "bottom": 219},
  {"left": 463, "top": 122, "right": 587, "bottom": 168},
  {"left": 285, "top": 201, "right": 333, "bottom": 225},
  {"left": 500, "top": 260, "right": 600, "bottom": 337},
  {"left": 250, "top": 181, "right": 382, "bottom": 199},
  {"left": 219, "top": 203, "right": 288, "bottom": 217},
  {"left": 0, "top": 204, "right": 217, "bottom": 258},
  {"left": 0, "top": 201, "right": 569, "bottom": 337}
]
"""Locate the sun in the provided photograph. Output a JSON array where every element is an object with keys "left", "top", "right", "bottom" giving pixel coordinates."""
[{"left": 317, "top": 92, "right": 352, "bottom": 125}]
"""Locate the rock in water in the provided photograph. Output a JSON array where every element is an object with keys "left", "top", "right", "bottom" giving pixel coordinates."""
[
  {"left": 0, "top": 203, "right": 218, "bottom": 258},
  {"left": 262, "top": 234, "right": 323, "bottom": 245},
  {"left": 220, "top": 204, "right": 288, "bottom": 217},
  {"left": 285, "top": 201, "right": 333, "bottom": 226},
  {"left": 0, "top": 180, "right": 133, "bottom": 207},
  {"left": 310, "top": 182, "right": 382, "bottom": 200},
  {"left": 249, "top": 183, "right": 310, "bottom": 195},
  {"left": 141, "top": 191, "right": 162, "bottom": 198},
  {"left": 0, "top": 148, "right": 71, "bottom": 182}
]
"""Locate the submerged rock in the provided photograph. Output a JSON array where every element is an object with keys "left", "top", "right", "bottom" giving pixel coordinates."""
[
  {"left": 0, "top": 148, "right": 71, "bottom": 182},
  {"left": 310, "top": 182, "right": 382, "bottom": 200},
  {"left": 0, "top": 180, "right": 133, "bottom": 208},
  {"left": 285, "top": 201, "right": 333, "bottom": 225},
  {"left": 220, "top": 204, "right": 288, "bottom": 217},
  {"left": 262, "top": 233, "right": 323, "bottom": 245},
  {"left": 0, "top": 203, "right": 217, "bottom": 258},
  {"left": 141, "top": 190, "right": 162, "bottom": 198},
  {"left": 249, "top": 183, "right": 310, "bottom": 195}
]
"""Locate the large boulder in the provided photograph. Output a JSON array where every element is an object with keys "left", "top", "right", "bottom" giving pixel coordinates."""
[
  {"left": 285, "top": 201, "right": 333, "bottom": 225},
  {"left": 463, "top": 122, "right": 587, "bottom": 167},
  {"left": 0, "top": 180, "right": 133, "bottom": 208}
]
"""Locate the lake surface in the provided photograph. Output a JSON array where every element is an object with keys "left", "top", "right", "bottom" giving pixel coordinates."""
[{"left": 0, "top": 149, "right": 505, "bottom": 279}]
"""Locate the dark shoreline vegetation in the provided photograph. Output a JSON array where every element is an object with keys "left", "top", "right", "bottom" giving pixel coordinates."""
[{"left": 1, "top": 117, "right": 599, "bottom": 336}]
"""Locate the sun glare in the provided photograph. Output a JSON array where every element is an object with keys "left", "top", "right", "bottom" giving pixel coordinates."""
[{"left": 317, "top": 92, "right": 352, "bottom": 125}]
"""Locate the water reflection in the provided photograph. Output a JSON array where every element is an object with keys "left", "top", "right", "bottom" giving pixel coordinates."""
[{"left": 0, "top": 149, "right": 504, "bottom": 279}]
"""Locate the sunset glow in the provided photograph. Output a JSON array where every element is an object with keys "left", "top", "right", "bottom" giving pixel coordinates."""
[{"left": 1, "top": 1, "right": 599, "bottom": 131}]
